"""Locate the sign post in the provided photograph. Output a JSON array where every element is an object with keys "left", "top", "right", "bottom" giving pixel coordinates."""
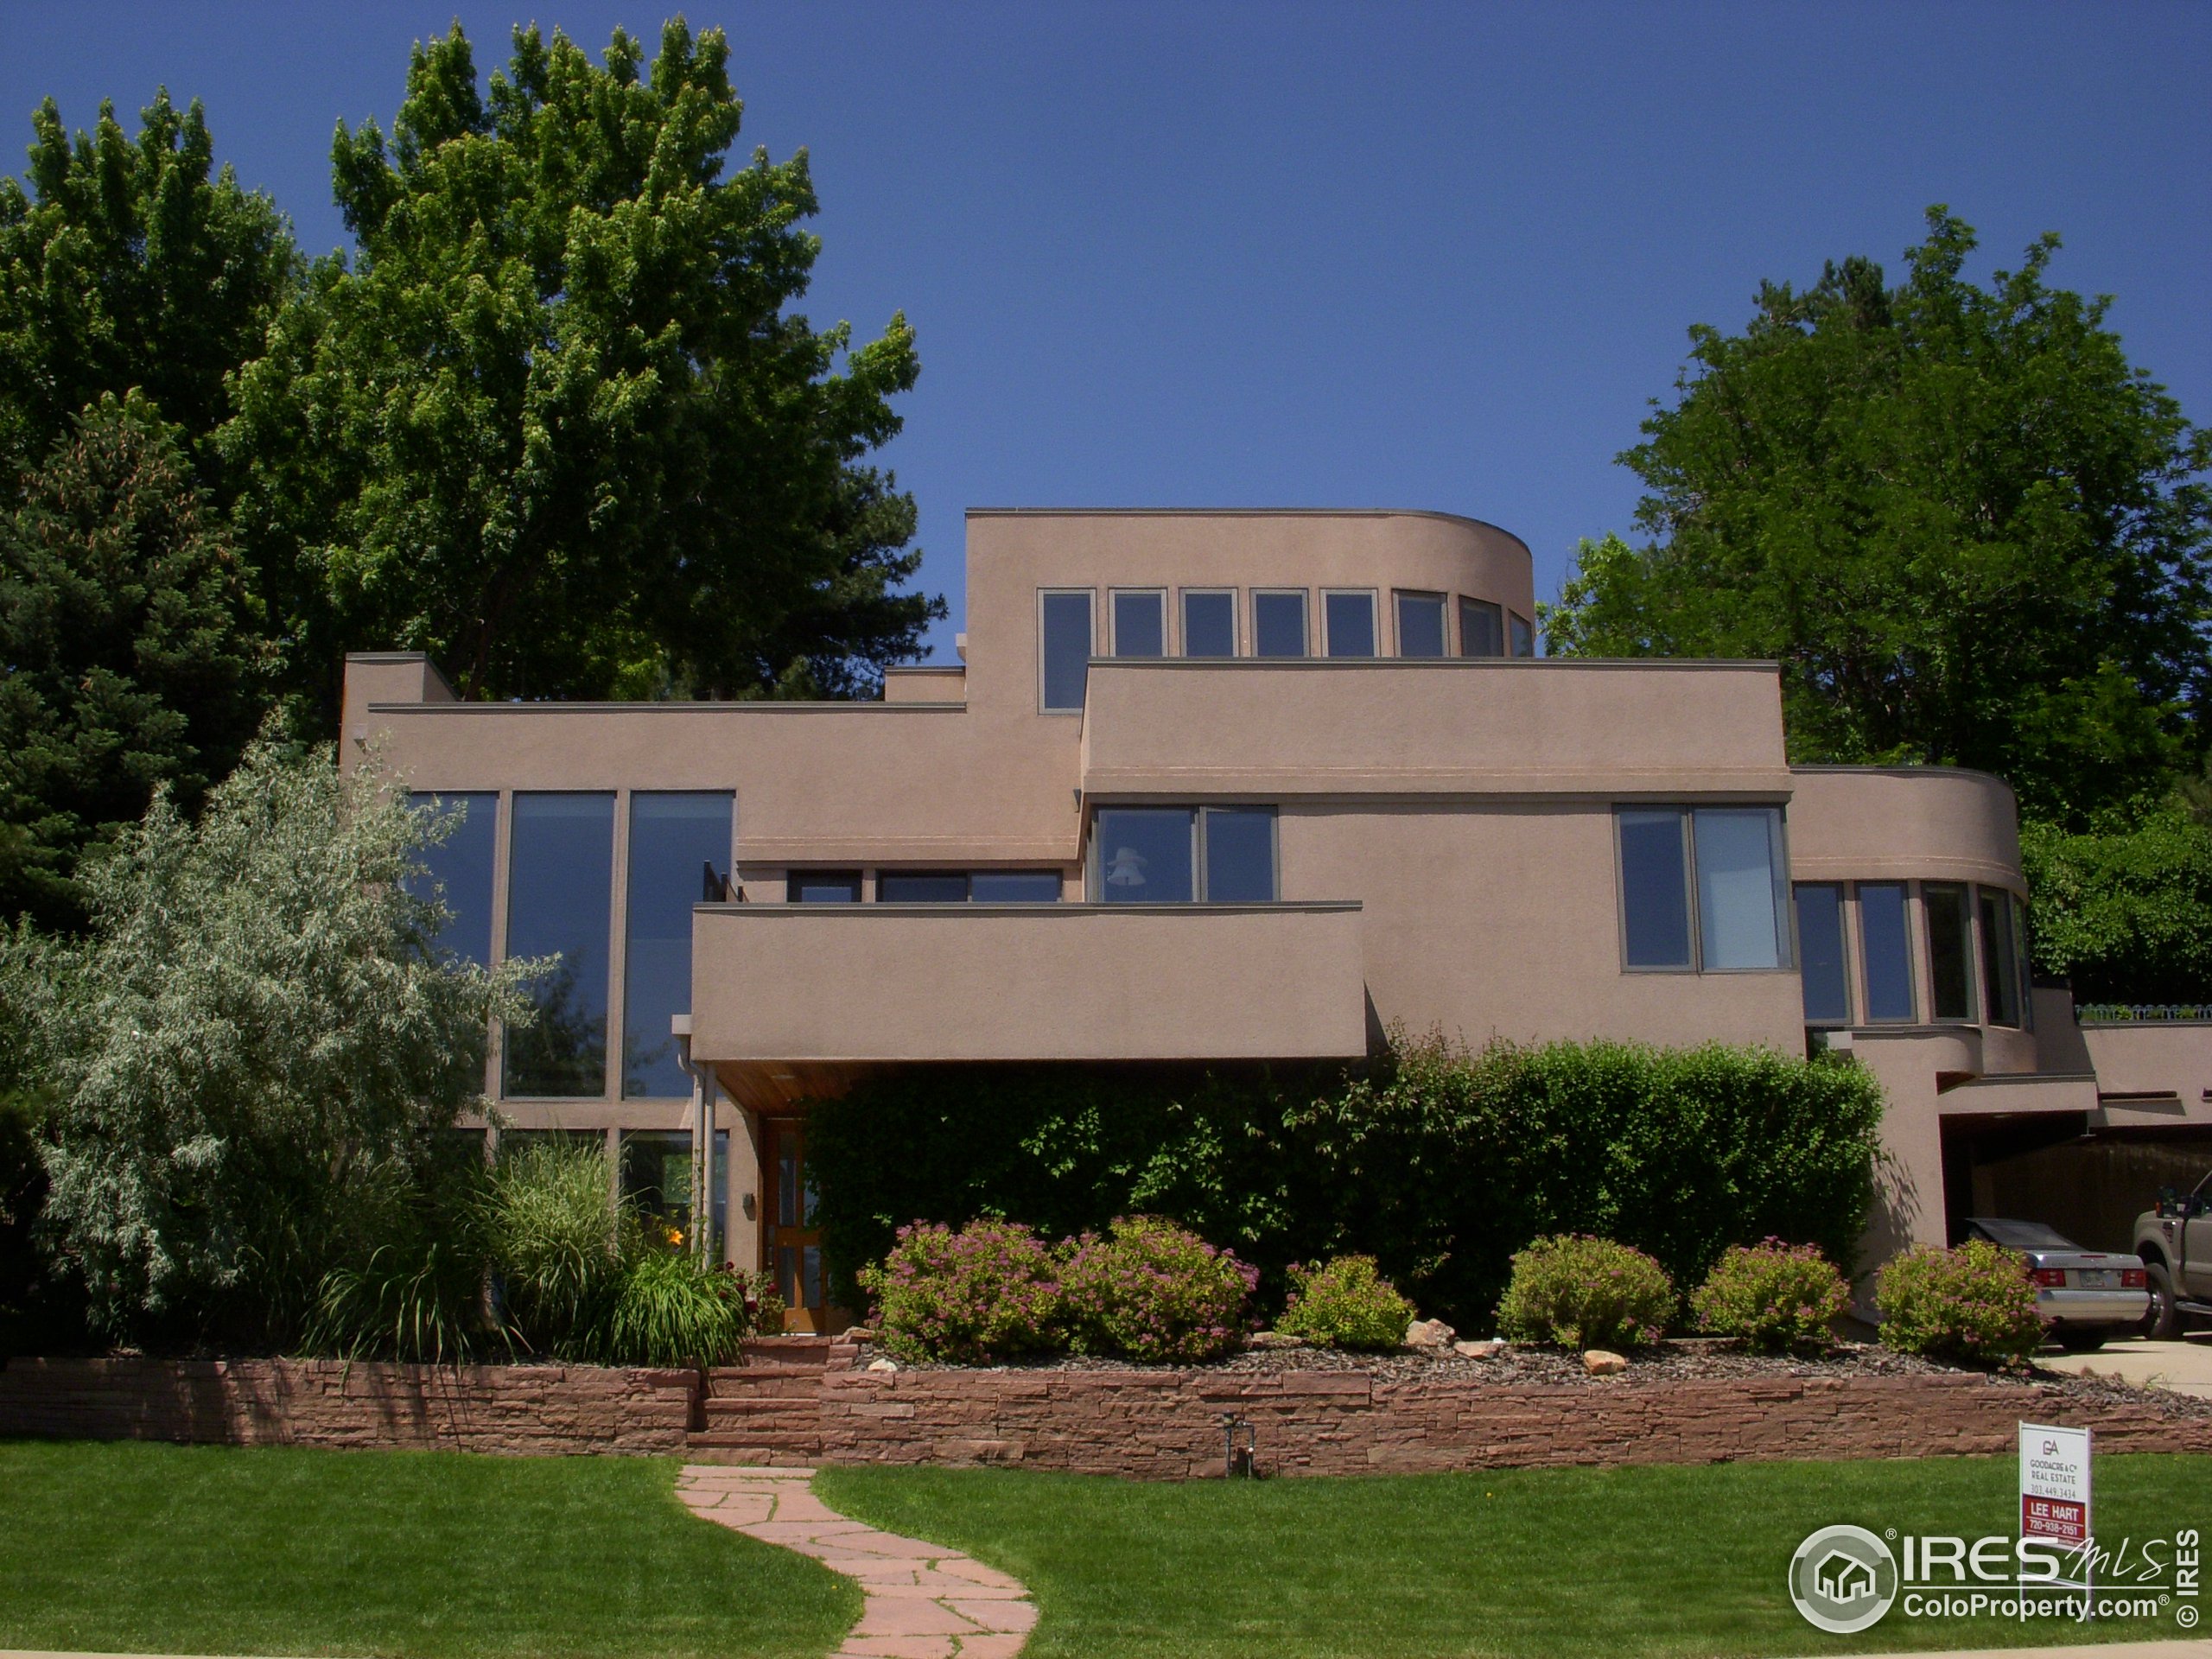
[{"left": 2020, "top": 1422, "right": 2093, "bottom": 1614}]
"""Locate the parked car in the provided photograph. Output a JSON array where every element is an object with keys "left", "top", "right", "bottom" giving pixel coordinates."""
[
  {"left": 2135, "top": 1170, "right": 2212, "bottom": 1340},
  {"left": 1962, "top": 1217, "right": 2149, "bottom": 1351}
]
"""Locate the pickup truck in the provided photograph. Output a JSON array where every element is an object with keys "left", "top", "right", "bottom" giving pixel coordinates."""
[{"left": 2138, "top": 1170, "right": 2212, "bottom": 1338}]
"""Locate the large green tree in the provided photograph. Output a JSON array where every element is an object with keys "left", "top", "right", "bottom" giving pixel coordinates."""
[
  {"left": 1546, "top": 208, "right": 2211, "bottom": 827},
  {"left": 223, "top": 19, "right": 939, "bottom": 711},
  {"left": 0, "top": 90, "right": 294, "bottom": 499}
]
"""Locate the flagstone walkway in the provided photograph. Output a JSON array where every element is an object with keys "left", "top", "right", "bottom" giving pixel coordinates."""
[{"left": 675, "top": 1465, "right": 1035, "bottom": 1659}]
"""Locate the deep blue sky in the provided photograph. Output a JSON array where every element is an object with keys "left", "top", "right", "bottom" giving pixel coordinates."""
[{"left": 6, "top": 3, "right": 2208, "bottom": 659}]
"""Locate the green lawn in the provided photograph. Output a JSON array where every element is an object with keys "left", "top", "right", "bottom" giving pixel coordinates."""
[
  {"left": 818, "top": 1454, "right": 2209, "bottom": 1659},
  {"left": 0, "top": 1440, "right": 856, "bottom": 1659}
]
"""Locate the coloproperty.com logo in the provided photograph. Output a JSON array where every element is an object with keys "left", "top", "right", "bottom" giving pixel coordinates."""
[{"left": 1787, "top": 1523, "right": 2201, "bottom": 1635}]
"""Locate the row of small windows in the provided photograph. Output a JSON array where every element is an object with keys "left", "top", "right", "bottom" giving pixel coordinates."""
[
  {"left": 1795, "top": 880, "right": 2030, "bottom": 1031},
  {"left": 1040, "top": 587, "right": 1536, "bottom": 712}
]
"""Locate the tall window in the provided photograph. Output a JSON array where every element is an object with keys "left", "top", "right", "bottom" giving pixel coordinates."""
[
  {"left": 623, "top": 792, "right": 734, "bottom": 1098},
  {"left": 1858, "top": 882, "right": 1916, "bottom": 1021},
  {"left": 1039, "top": 589, "right": 1094, "bottom": 712},
  {"left": 1615, "top": 805, "right": 1789, "bottom": 972},
  {"left": 1252, "top": 590, "right": 1308, "bottom": 658},
  {"left": 1395, "top": 591, "right": 1447, "bottom": 658},
  {"left": 1111, "top": 589, "right": 1166, "bottom": 658},
  {"left": 1459, "top": 597, "right": 1504, "bottom": 658},
  {"left": 1978, "top": 887, "right": 2023, "bottom": 1027},
  {"left": 407, "top": 791, "right": 497, "bottom": 966},
  {"left": 1094, "top": 807, "right": 1277, "bottom": 902},
  {"left": 1181, "top": 590, "right": 1236, "bottom": 658},
  {"left": 1923, "top": 882, "right": 1975, "bottom": 1021},
  {"left": 505, "top": 792, "right": 615, "bottom": 1097},
  {"left": 1323, "top": 591, "right": 1376, "bottom": 657},
  {"left": 1795, "top": 884, "right": 1851, "bottom": 1025},
  {"left": 1509, "top": 611, "right": 1536, "bottom": 658}
]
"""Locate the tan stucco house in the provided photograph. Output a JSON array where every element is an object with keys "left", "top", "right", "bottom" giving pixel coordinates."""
[{"left": 344, "top": 508, "right": 2212, "bottom": 1328}]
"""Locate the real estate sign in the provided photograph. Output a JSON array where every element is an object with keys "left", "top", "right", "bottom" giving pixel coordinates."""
[{"left": 2020, "top": 1421, "right": 2092, "bottom": 1594}]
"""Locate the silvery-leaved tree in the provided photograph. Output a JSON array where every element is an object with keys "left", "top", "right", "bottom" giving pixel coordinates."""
[{"left": 0, "top": 732, "right": 539, "bottom": 1345}]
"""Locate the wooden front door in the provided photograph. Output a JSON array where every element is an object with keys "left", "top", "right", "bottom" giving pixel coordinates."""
[{"left": 762, "top": 1118, "right": 842, "bottom": 1332}]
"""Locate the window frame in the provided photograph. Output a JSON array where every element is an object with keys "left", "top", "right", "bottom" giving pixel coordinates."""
[
  {"left": 1036, "top": 586, "right": 1096, "bottom": 714},
  {"left": 1109, "top": 587, "right": 1168, "bottom": 658},
  {"left": 1321, "top": 588, "right": 1379, "bottom": 658},
  {"left": 1392, "top": 589, "right": 1449, "bottom": 658},
  {"left": 1459, "top": 595, "right": 1505, "bottom": 658},
  {"left": 1250, "top": 588, "right": 1311, "bottom": 658},
  {"left": 1179, "top": 587, "right": 1239, "bottom": 658}
]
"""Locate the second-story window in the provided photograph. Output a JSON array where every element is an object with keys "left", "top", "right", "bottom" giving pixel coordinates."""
[
  {"left": 1253, "top": 590, "right": 1308, "bottom": 658},
  {"left": 1112, "top": 589, "right": 1166, "bottom": 658},
  {"left": 1181, "top": 589, "right": 1236, "bottom": 658},
  {"left": 623, "top": 791, "right": 734, "bottom": 1098},
  {"left": 791, "top": 871, "right": 862, "bottom": 903},
  {"left": 1093, "top": 806, "right": 1278, "bottom": 902},
  {"left": 1858, "top": 882, "right": 1916, "bottom": 1021},
  {"left": 1923, "top": 882, "right": 1975, "bottom": 1021},
  {"left": 406, "top": 791, "right": 498, "bottom": 967},
  {"left": 1039, "top": 589, "right": 1094, "bottom": 712},
  {"left": 1979, "top": 887, "right": 2024, "bottom": 1027},
  {"left": 1459, "top": 597, "right": 1504, "bottom": 658},
  {"left": 1395, "top": 591, "right": 1447, "bottom": 658},
  {"left": 1324, "top": 590, "right": 1376, "bottom": 657},
  {"left": 1794, "top": 883, "right": 1851, "bottom": 1025},
  {"left": 505, "top": 791, "right": 616, "bottom": 1097},
  {"left": 1509, "top": 611, "right": 1536, "bottom": 658},
  {"left": 1616, "top": 805, "right": 1789, "bottom": 972}
]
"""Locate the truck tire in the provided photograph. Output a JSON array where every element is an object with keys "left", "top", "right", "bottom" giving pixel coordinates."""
[{"left": 2144, "top": 1261, "right": 2181, "bottom": 1340}]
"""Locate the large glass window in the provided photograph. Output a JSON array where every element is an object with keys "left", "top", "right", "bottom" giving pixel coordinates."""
[
  {"left": 1039, "top": 589, "right": 1094, "bottom": 712},
  {"left": 1395, "top": 591, "right": 1447, "bottom": 658},
  {"left": 504, "top": 792, "right": 614, "bottom": 1097},
  {"left": 620, "top": 1128, "right": 728, "bottom": 1259},
  {"left": 1324, "top": 591, "right": 1376, "bottom": 658},
  {"left": 1694, "top": 807, "right": 1788, "bottom": 969},
  {"left": 407, "top": 791, "right": 497, "bottom": 966},
  {"left": 970, "top": 871, "right": 1064, "bottom": 901},
  {"left": 1203, "top": 808, "right": 1277, "bottom": 901},
  {"left": 623, "top": 792, "right": 734, "bottom": 1098},
  {"left": 1924, "top": 882, "right": 1975, "bottom": 1021},
  {"left": 1795, "top": 883, "right": 1851, "bottom": 1025},
  {"left": 1253, "top": 590, "right": 1308, "bottom": 658},
  {"left": 1509, "top": 611, "right": 1536, "bottom": 658},
  {"left": 1979, "top": 887, "right": 2022, "bottom": 1027},
  {"left": 1459, "top": 597, "right": 1504, "bottom": 658},
  {"left": 791, "top": 871, "right": 862, "bottom": 903},
  {"left": 1095, "top": 809, "right": 1194, "bottom": 903},
  {"left": 1618, "top": 808, "right": 1693, "bottom": 969},
  {"left": 1859, "top": 882, "right": 1916, "bottom": 1021},
  {"left": 1182, "top": 590, "right": 1236, "bottom": 658},
  {"left": 1112, "top": 590, "right": 1166, "bottom": 658}
]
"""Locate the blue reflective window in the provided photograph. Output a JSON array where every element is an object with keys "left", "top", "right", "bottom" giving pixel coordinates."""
[
  {"left": 1618, "top": 808, "right": 1692, "bottom": 969},
  {"left": 1510, "top": 612, "right": 1536, "bottom": 658},
  {"left": 1040, "top": 590, "right": 1094, "bottom": 711},
  {"left": 407, "top": 791, "right": 496, "bottom": 966},
  {"left": 1795, "top": 883, "right": 1850, "bottom": 1024},
  {"left": 623, "top": 792, "right": 733, "bottom": 1098},
  {"left": 792, "top": 871, "right": 862, "bottom": 903},
  {"left": 505, "top": 792, "right": 614, "bottom": 1096},
  {"left": 1253, "top": 591, "right": 1308, "bottom": 658},
  {"left": 1182, "top": 591, "right": 1236, "bottom": 658},
  {"left": 1395, "top": 592, "right": 1447, "bottom": 658},
  {"left": 879, "top": 872, "right": 969, "bottom": 902},
  {"left": 970, "top": 871, "right": 1063, "bottom": 902},
  {"left": 1459, "top": 597, "right": 1504, "bottom": 658},
  {"left": 1095, "top": 809, "right": 1194, "bottom": 903},
  {"left": 1325, "top": 592, "right": 1376, "bottom": 658},
  {"left": 1859, "top": 882, "right": 1916, "bottom": 1021},
  {"left": 1112, "top": 591, "right": 1165, "bottom": 658},
  {"left": 1202, "top": 809, "right": 1276, "bottom": 901}
]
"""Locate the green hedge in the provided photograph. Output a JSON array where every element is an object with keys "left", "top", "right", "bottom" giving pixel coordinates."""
[{"left": 806, "top": 1030, "right": 1885, "bottom": 1331}]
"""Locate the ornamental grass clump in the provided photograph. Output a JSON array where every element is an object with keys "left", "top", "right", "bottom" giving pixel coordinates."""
[
  {"left": 858, "top": 1220, "right": 1063, "bottom": 1363},
  {"left": 1275, "top": 1255, "right": 1416, "bottom": 1351},
  {"left": 1059, "top": 1216, "right": 1257, "bottom": 1363},
  {"left": 1689, "top": 1238, "right": 1850, "bottom": 1353},
  {"left": 1875, "top": 1238, "right": 2043, "bottom": 1368},
  {"left": 1495, "top": 1234, "right": 1675, "bottom": 1350},
  {"left": 581, "top": 1248, "right": 748, "bottom": 1369}
]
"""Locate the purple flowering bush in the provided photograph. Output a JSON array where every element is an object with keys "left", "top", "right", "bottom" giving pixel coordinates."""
[
  {"left": 1276, "top": 1255, "right": 1416, "bottom": 1351},
  {"left": 1494, "top": 1233, "right": 1675, "bottom": 1349},
  {"left": 1874, "top": 1238, "right": 2043, "bottom": 1367},
  {"left": 1689, "top": 1238, "right": 1849, "bottom": 1352},
  {"left": 1059, "top": 1216, "right": 1257, "bottom": 1363},
  {"left": 856, "top": 1219, "right": 1063, "bottom": 1363}
]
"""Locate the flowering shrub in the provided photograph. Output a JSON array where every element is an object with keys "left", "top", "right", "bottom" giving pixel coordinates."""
[
  {"left": 856, "top": 1220, "right": 1062, "bottom": 1363},
  {"left": 1059, "top": 1216, "right": 1256, "bottom": 1363},
  {"left": 1495, "top": 1234, "right": 1675, "bottom": 1349},
  {"left": 1875, "top": 1239, "right": 2043, "bottom": 1367},
  {"left": 1689, "top": 1238, "right": 1849, "bottom": 1352},
  {"left": 1275, "top": 1255, "right": 1416, "bottom": 1351}
]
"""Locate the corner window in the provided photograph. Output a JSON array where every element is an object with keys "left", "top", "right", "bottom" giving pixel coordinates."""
[
  {"left": 1794, "top": 883, "right": 1850, "bottom": 1025},
  {"left": 1978, "top": 887, "right": 2022, "bottom": 1027},
  {"left": 406, "top": 791, "right": 498, "bottom": 967},
  {"left": 1509, "top": 611, "right": 1536, "bottom": 658},
  {"left": 1858, "top": 882, "right": 1916, "bottom": 1021},
  {"left": 1039, "top": 589, "right": 1094, "bottom": 712},
  {"left": 1111, "top": 589, "right": 1166, "bottom": 658},
  {"left": 1923, "top": 882, "right": 1975, "bottom": 1021},
  {"left": 1459, "top": 597, "right": 1504, "bottom": 658},
  {"left": 1395, "top": 591, "right": 1447, "bottom": 658},
  {"left": 1093, "top": 807, "right": 1277, "bottom": 902},
  {"left": 1615, "top": 805, "right": 1789, "bottom": 972},
  {"left": 1253, "top": 590, "right": 1309, "bottom": 658},
  {"left": 1181, "top": 589, "right": 1236, "bottom": 658},
  {"left": 504, "top": 791, "right": 615, "bottom": 1097},
  {"left": 1323, "top": 590, "right": 1376, "bottom": 658},
  {"left": 791, "top": 871, "right": 862, "bottom": 903},
  {"left": 623, "top": 791, "right": 734, "bottom": 1098}
]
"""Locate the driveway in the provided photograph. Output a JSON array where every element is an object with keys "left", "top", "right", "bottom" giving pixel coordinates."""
[{"left": 2037, "top": 1333, "right": 2212, "bottom": 1399}]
